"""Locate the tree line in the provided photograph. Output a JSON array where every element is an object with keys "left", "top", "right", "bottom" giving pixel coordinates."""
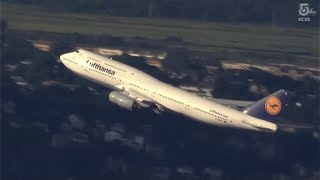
[{"left": 3, "top": 0, "right": 319, "bottom": 26}]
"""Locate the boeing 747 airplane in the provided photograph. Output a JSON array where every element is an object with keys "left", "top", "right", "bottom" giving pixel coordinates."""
[{"left": 60, "top": 49, "right": 290, "bottom": 133}]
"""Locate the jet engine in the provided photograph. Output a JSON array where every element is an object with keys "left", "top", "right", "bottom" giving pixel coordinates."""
[{"left": 108, "top": 91, "right": 138, "bottom": 111}]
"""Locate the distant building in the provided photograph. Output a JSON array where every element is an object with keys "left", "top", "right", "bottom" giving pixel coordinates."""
[
  {"left": 97, "top": 48, "right": 123, "bottom": 56},
  {"left": 71, "top": 132, "right": 89, "bottom": 144},
  {"left": 145, "top": 144, "right": 165, "bottom": 160},
  {"left": 19, "top": 59, "right": 32, "bottom": 65},
  {"left": 30, "top": 40, "right": 50, "bottom": 51},
  {"left": 5, "top": 64, "right": 18, "bottom": 72},
  {"left": 124, "top": 134, "right": 145, "bottom": 151},
  {"left": 175, "top": 166, "right": 197, "bottom": 180},
  {"left": 68, "top": 114, "right": 86, "bottom": 130},
  {"left": 150, "top": 167, "right": 171, "bottom": 180},
  {"left": 110, "top": 122, "right": 126, "bottom": 134},
  {"left": 10, "top": 76, "right": 28, "bottom": 86},
  {"left": 51, "top": 132, "right": 89, "bottom": 148},
  {"left": 176, "top": 166, "right": 194, "bottom": 175},
  {"left": 146, "top": 59, "right": 162, "bottom": 68},
  {"left": 202, "top": 168, "right": 223, "bottom": 180},
  {"left": 104, "top": 130, "right": 123, "bottom": 142}
]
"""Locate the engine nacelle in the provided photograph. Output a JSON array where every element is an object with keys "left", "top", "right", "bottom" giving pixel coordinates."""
[{"left": 109, "top": 91, "right": 137, "bottom": 111}]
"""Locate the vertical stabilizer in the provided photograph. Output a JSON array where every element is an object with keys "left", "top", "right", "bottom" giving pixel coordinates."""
[{"left": 242, "top": 89, "right": 290, "bottom": 122}]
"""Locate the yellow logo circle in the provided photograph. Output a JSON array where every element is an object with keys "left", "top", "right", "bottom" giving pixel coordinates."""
[{"left": 265, "top": 96, "right": 282, "bottom": 115}]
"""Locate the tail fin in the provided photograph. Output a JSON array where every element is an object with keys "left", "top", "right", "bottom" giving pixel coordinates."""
[{"left": 242, "top": 89, "right": 290, "bottom": 122}]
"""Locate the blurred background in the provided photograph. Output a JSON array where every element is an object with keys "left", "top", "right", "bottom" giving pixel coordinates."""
[{"left": 1, "top": 0, "right": 319, "bottom": 179}]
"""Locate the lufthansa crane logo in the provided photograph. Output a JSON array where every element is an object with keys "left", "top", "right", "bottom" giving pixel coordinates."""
[{"left": 265, "top": 96, "right": 282, "bottom": 115}]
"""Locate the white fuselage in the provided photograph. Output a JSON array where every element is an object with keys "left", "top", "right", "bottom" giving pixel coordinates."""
[{"left": 60, "top": 49, "right": 277, "bottom": 132}]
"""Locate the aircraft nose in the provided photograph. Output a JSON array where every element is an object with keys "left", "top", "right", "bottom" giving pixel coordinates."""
[
  {"left": 60, "top": 52, "right": 74, "bottom": 65},
  {"left": 59, "top": 54, "right": 65, "bottom": 62}
]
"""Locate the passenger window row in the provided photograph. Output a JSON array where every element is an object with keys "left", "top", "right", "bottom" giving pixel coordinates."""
[
  {"left": 129, "top": 83, "right": 149, "bottom": 92},
  {"left": 88, "top": 57, "right": 100, "bottom": 62},
  {"left": 193, "top": 107, "right": 228, "bottom": 123},
  {"left": 104, "top": 62, "right": 126, "bottom": 72},
  {"left": 158, "top": 94, "right": 184, "bottom": 105}
]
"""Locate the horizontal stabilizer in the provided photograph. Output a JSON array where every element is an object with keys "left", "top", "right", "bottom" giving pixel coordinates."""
[
  {"left": 277, "top": 123, "right": 317, "bottom": 133},
  {"left": 242, "top": 119, "right": 277, "bottom": 133}
]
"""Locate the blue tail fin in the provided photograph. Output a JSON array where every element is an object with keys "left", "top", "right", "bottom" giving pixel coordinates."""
[{"left": 242, "top": 89, "right": 290, "bottom": 122}]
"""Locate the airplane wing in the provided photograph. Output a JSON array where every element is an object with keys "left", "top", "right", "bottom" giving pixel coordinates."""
[
  {"left": 127, "top": 88, "right": 155, "bottom": 107},
  {"left": 115, "top": 85, "right": 165, "bottom": 112},
  {"left": 115, "top": 85, "right": 153, "bottom": 105}
]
